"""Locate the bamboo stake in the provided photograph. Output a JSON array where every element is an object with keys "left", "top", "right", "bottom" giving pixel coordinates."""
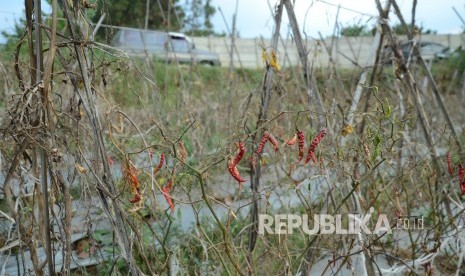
[
  {"left": 391, "top": 0, "right": 462, "bottom": 152},
  {"left": 227, "top": 0, "right": 239, "bottom": 131},
  {"left": 33, "top": 0, "right": 55, "bottom": 274},
  {"left": 284, "top": 0, "right": 326, "bottom": 129},
  {"left": 60, "top": 2, "right": 137, "bottom": 274},
  {"left": 248, "top": 1, "right": 285, "bottom": 273}
]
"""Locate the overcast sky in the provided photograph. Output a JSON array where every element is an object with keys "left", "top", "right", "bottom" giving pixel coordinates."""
[{"left": 0, "top": 0, "right": 464, "bottom": 43}]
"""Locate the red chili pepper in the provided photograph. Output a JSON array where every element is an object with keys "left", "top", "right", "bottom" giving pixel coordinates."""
[
  {"left": 126, "top": 162, "right": 142, "bottom": 204},
  {"left": 153, "top": 153, "right": 165, "bottom": 175},
  {"left": 447, "top": 152, "right": 454, "bottom": 175},
  {"left": 297, "top": 130, "right": 305, "bottom": 162},
  {"left": 228, "top": 161, "right": 246, "bottom": 190},
  {"left": 130, "top": 173, "right": 139, "bottom": 191},
  {"left": 161, "top": 167, "right": 176, "bottom": 210},
  {"left": 267, "top": 133, "right": 279, "bottom": 152},
  {"left": 165, "top": 166, "right": 176, "bottom": 190},
  {"left": 256, "top": 131, "right": 270, "bottom": 156},
  {"left": 167, "top": 173, "right": 175, "bottom": 190},
  {"left": 459, "top": 164, "right": 465, "bottom": 195},
  {"left": 128, "top": 163, "right": 139, "bottom": 191},
  {"left": 252, "top": 131, "right": 270, "bottom": 168},
  {"left": 129, "top": 194, "right": 141, "bottom": 204},
  {"left": 162, "top": 185, "right": 175, "bottom": 211},
  {"left": 232, "top": 141, "right": 245, "bottom": 166},
  {"left": 305, "top": 129, "right": 326, "bottom": 164},
  {"left": 285, "top": 134, "right": 297, "bottom": 146}
]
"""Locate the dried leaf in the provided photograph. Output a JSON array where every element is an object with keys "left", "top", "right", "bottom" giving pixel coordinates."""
[
  {"left": 269, "top": 49, "right": 281, "bottom": 71},
  {"left": 262, "top": 49, "right": 268, "bottom": 63},
  {"left": 342, "top": 124, "right": 353, "bottom": 137},
  {"left": 178, "top": 141, "right": 187, "bottom": 162},
  {"left": 76, "top": 164, "right": 87, "bottom": 173}
]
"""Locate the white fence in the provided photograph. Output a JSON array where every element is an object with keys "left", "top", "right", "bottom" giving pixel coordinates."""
[{"left": 191, "top": 34, "right": 465, "bottom": 69}]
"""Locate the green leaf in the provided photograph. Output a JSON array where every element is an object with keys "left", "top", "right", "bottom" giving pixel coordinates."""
[
  {"left": 372, "top": 133, "right": 381, "bottom": 161},
  {"left": 373, "top": 145, "right": 380, "bottom": 161},
  {"left": 384, "top": 98, "right": 391, "bottom": 118}
]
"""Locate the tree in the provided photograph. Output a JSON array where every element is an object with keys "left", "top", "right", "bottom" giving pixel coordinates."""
[
  {"left": 92, "top": 0, "right": 186, "bottom": 31},
  {"left": 183, "top": 0, "right": 216, "bottom": 36},
  {"left": 339, "top": 23, "right": 373, "bottom": 37},
  {"left": 391, "top": 23, "right": 437, "bottom": 35}
]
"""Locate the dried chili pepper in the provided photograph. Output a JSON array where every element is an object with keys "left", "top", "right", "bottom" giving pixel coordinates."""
[
  {"left": 305, "top": 128, "right": 327, "bottom": 164},
  {"left": 153, "top": 153, "right": 165, "bottom": 175},
  {"left": 129, "top": 194, "right": 141, "bottom": 204},
  {"left": 267, "top": 133, "right": 279, "bottom": 152},
  {"left": 285, "top": 134, "right": 297, "bottom": 146},
  {"left": 232, "top": 141, "right": 245, "bottom": 166},
  {"left": 162, "top": 186, "right": 174, "bottom": 211},
  {"left": 459, "top": 164, "right": 465, "bottom": 195},
  {"left": 447, "top": 152, "right": 454, "bottom": 175},
  {"left": 297, "top": 130, "right": 305, "bottom": 162},
  {"left": 129, "top": 173, "right": 139, "bottom": 193},
  {"left": 256, "top": 131, "right": 270, "bottom": 156},
  {"left": 126, "top": 162, "right": 141, "bottom": 204},
  {"left": 252, "top": 131, "right": 270, "bottom": 167},
  {"left": 127, "top": 163, "right": 139, "bottom": 192},
  {"left": 162, "top": 168, "right": 176, "bottom": 210},
  {"left": 166, "top": 168, "right": 175, "bottom": 190},
  {"left": 228, "top": 161, "right": 246, "bottom": 190}
]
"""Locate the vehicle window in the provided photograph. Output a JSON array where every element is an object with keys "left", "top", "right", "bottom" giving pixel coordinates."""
[
  {"left": 145, "top": 32, "right": 166, "bottom": 46},
  {"left": 169, "top": 37, "right": 190, "bottom": 52}
]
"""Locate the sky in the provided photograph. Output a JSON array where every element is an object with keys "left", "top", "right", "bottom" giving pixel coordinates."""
[
  {"left": 0, "top": 0, "right": 464, "bottom": 43},
  {"left": 0, "top": 0, "right": 51, "bottom": 44},
  {"left": 209, "top": 0, "right": 464, "bottom": 39}
]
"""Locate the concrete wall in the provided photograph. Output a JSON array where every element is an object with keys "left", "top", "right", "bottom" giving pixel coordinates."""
[{"left": 191, "top": 34, "right": 465, "bottom": 69}]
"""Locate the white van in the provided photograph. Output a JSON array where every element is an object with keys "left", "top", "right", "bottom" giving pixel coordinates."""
[{"left": 111, "top": 28, "right": 221, "bottom": 66}]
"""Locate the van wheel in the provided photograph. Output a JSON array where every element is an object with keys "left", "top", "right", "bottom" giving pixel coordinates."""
[{"left": 200, "top": 61, "right": 213, "bottom": 67}]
